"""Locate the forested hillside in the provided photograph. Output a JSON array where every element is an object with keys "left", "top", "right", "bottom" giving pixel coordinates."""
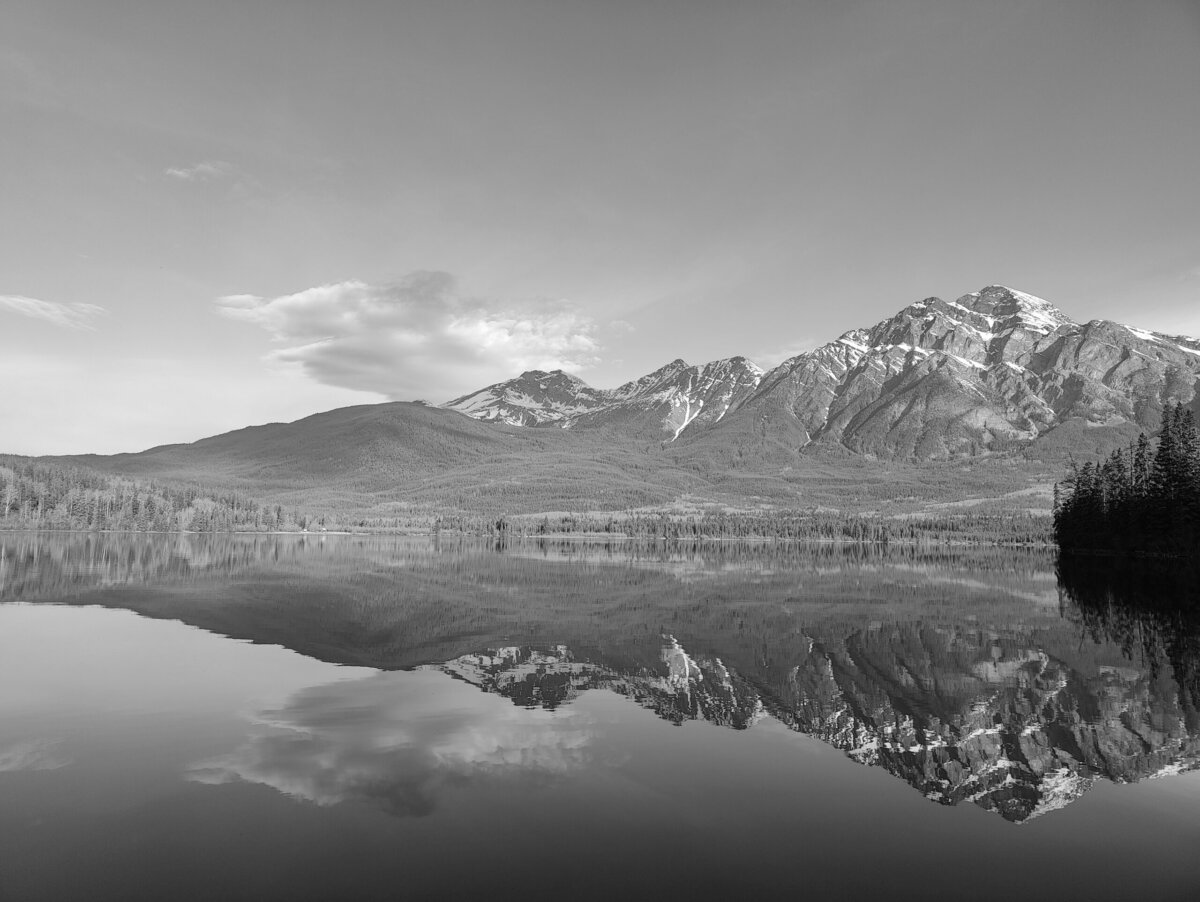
[{"left": 1, "top": 456, "right": 313, "bottom": 532}]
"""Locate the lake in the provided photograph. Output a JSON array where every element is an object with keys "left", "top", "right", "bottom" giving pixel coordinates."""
[{"left": 2, "top": 533, "right": 1199, "bottom": 901}]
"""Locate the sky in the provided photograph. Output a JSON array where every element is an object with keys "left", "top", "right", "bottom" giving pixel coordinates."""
[{"left": 2, "top": 0, "right": 1199, "bottom": 455}]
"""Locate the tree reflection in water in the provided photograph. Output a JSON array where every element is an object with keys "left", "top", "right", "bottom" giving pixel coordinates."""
[{"left": 1059, "top": 555, "right": 1200, "bottom": 736}]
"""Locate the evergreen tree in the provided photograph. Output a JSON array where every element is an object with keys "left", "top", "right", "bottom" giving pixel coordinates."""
[{"left": 1055, "top": 402, "right": 1200, "bottom": 555}]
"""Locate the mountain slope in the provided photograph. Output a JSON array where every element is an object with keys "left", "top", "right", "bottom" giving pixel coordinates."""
[
  {"left": 68, "top": 402, "right": 701, "bottom": 513},
  {"left": 74, "top": 402, "right": 517, "bottom": 484}
]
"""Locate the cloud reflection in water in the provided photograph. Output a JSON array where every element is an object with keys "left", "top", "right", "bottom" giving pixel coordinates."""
[{"left": 189, "top": 670, "right": 594, "bottom": 817}]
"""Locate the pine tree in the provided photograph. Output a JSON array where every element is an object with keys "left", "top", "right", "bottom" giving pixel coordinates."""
[
  {"left": 1055, "top": 402, "right": 1200, "bottom": 555},
  {"left": 1180, "top": 409, "right": 1200, "bottom": 539}
]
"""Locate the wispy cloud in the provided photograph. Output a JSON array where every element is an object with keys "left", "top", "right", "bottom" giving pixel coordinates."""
[
  {"left": 164, "top": 160, "right": 235, "bottom": 181},
  {"left": 752, "top": 337, "right": 818, "bottom": 367},
  {"left": 0, "top": 739, "right": 70, "bottom": 773},
  {"left": 0, "top": 294, "right": 106, "bottom": 330},
  {"left": 217, "top": 272, "right": 601, "bottom": 401}
]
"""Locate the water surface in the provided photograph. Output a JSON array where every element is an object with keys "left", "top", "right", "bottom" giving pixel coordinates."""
[{"left": 2, "top": 534, "right": 1199, "bottom": 901}]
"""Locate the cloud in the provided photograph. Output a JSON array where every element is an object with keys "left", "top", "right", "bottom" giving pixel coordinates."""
[
  {"left": 752, "top": 337, "right": 818, "bottom": 367},
  {"left": 216, "top": 271, "right": 601, "bottom": 401},
  {"left": 0, "top": 294, "right": 106, "bottom": 329},
  {"left": 164, "top": 160, "right": 235, "bottom": 181},
  {"left": 0, "top": 739, "right": 70, "bottom": 772},
  {"left": 189, "top": 669, "right": 593, "bottom": 817}
]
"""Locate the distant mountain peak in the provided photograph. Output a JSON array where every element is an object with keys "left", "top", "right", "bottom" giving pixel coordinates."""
[
  {"left": 650, "top": 358, "right": 690, "bottom": 375},
  {"left": 442, "top": 353, "right": 766, "bottom": 439},
  {"left": 515, "top": 368, "right": 589, "bottom": 385},
  {"left": 441, "top": 368, "right": 607, "bottom": 426}
]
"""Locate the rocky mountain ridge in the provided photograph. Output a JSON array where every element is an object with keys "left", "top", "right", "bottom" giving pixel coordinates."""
[
  {"left": 444, "top": 286, "right": 1200, "bottom": 458},
  {"left": 446, "top": 355, "right": 765, "bottom": 440}
]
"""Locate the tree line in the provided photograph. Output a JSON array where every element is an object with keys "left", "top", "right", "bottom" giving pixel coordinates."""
[
  {"left": 1, "top": 457, "right": 314, "bottom": 533},
  {"left": 1053, "top": 402, "right": 1200, "bottom": 555},
  {"left": 433, "top": 509, "right": 1051, "bottom": 546}
]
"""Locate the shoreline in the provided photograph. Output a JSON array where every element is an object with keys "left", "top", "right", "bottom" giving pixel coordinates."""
[{"left": 0, "top": 525, "right": 1056, "bottom": 549}]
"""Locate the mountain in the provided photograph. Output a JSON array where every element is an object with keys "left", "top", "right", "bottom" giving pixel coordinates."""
[
  {"left": 72, "top": 401, "right": 519, "bottom": 487},
  {"left": 447, "top": 286, "right": 1200, "bottom": 458},
  {"left": 706, "top": 285, "right": 1200, "bottom": 460},
  {"left": 67, "top": 401, "right": 701, "bottom": 514},
  {"left": 444, "top": 356, "right": 764, "bottom": 440}
]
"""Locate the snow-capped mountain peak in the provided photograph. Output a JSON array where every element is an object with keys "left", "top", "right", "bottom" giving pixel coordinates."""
[
  {"left": 444, "top": 369, "right": 607, "bottom": 426},
  {"left": 963, "top": 285, "right": 1076, "bottom": 333}
]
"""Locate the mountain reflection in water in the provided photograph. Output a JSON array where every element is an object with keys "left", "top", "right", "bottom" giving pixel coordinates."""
[
  {"left": 4, "top": 533, "right": 1199, "bottom": 825},
  {"left": 432, "top": 603, "right": 1200, "bottom": 823}
]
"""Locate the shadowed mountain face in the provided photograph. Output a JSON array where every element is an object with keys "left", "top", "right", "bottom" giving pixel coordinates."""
[
  {"left": 446, "top": 286, "right": 1200, "bottom": 457},
  {"left": 7, "top": 533, "right": 1198, "bottom": 823}
]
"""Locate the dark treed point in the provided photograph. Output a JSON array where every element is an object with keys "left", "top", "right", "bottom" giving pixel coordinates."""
[{"left": 1054, "top": 403, "right": 1200, "bottom": 556}]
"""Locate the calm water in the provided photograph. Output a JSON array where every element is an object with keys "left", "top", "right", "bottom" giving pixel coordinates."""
[{"left": 2, "top": 534, "right": 1200, "bottom": 901}]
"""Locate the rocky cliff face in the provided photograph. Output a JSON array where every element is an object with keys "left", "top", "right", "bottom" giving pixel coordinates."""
[
  {"left": 434, "top": 624, "right": 1200, "bottom": 822},
  {"left": 444, "top": 286, "right": 1200, "bottom": 457}
]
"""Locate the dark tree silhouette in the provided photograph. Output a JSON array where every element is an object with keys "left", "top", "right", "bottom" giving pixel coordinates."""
[{"left": 1054, "top": 402, "right": 1200, "bottom": 555}]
